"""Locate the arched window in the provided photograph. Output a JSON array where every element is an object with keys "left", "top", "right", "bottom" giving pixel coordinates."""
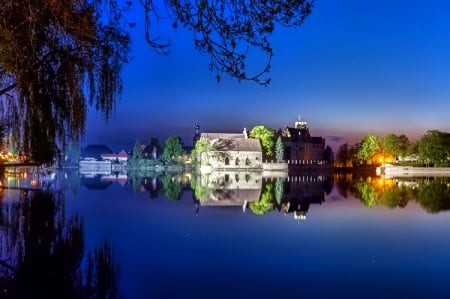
[
  {"left": 225, "top": 157, "right": 229, "bottom": 165},
  {"left": 235, "top": 157, "right": 240, "bottom": 165},
  {"left": 245, "top": 158, "right": 250, "bottom": 165}
]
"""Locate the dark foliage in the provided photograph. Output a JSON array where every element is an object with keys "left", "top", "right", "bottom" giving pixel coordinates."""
[
  {"left": 141, "top": 0, "right": 314, "bottom": 85},
  {"left": 0, "top": 0, "right": 131, "bottom": 163}
]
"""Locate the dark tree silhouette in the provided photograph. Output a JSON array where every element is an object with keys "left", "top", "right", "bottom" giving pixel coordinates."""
[
  {"left": 140, "top": 0, "right": 314, "bottom": 85},
  {"left": 0, "top": 0, "right": 131, "bottom": 163},
  {"left": 323, "top": 145, "right": 333, "bottom": 164}
]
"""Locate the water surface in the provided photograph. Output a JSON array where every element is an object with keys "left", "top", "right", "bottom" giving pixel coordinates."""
[{"left": 2, "top": 172, "right": 450, "bottom": 298}]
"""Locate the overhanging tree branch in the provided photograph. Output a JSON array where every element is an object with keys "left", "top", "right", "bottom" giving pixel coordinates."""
[
  {"left": 141, "top": 0, "right": 315, "bottom": 85},
  {"left": 0, "top": 83, "right": 16, "bottom": 96}
]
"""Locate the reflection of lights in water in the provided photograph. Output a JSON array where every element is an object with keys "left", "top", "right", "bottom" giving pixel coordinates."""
[
  {"left": 184, "top": 173, "right": 192, "bottom": 181},
  {"left": 376, "top": 178, "right": 394, "bottom": 189},
  {"left": 294, "top": 211, "right": 306, "bottom": 220},
  {"left": 242, "top": 200, "right": 247, "bottom": 212}
]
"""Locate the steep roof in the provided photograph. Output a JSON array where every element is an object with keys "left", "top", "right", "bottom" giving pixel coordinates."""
[
  {"left": 201, "top": 133, "right": 261, "bottom": 152},
  {"left": 200, "top": 189, "right": 262, "bottom": 205},
  {"left": 201, "top": 133, "right": 245, "bottom": 139}
]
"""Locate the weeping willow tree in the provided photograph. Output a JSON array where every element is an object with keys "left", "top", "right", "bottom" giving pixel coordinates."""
[{"left": 0, "top": 0, "right": 131, "bottom": 163}]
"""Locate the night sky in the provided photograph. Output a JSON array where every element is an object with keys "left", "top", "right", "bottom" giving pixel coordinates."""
[{"left": 83, "top": 0, "right": 450, "bottom": 152}]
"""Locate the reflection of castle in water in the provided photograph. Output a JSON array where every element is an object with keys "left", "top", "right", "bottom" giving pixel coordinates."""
[
  {"left": 194, "top": 171, "right": 330, "bottom": 220},
  {"left": 280, "top": 176, "right": 327, "bottom": 220},
  {"left": 194, "top": 171, "right": 262, "bottom": 206}
]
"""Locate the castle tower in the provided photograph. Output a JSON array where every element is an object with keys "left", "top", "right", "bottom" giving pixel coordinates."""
[
  {"left": 295, "top": 115, "right": 308, "bottom": 129},
  {"left": 193, "top": 124, "right": 201, "bottom": 145}
]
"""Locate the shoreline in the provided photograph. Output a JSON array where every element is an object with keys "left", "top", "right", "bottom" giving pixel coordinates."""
[{"left": 377, "top": 164, "right": 450, "bottom": 177}]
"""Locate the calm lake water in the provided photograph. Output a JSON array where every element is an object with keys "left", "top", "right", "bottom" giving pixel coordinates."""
[{"left": 2, "top": 170, "right": 450, "bottom": 298}]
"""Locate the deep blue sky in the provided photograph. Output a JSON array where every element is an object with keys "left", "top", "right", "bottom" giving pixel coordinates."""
[{"left": 83, "top": 0, "right": 450, "bottom": 152}]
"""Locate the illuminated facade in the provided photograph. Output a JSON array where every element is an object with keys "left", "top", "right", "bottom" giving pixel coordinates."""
[{"left": 199, "top": 130, "right": 263, "bottom": 170}]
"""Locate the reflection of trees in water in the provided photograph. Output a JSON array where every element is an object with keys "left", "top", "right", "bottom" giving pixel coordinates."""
[
  {"left": 249, "top": 183, "right": 275, "bottom": 215},
  {"left": 334, "top": 173, "right": 363, "bottom": 199},
  {"left": 274, "top": 179, "right": 284, "bottom": 205},
  {"left": 128, "top": 173, "right": 187, "bottom": 200},
  {"left": 141, "top": 176, "right": 162, "bottom": 199},
  {"left": 161, "top": 174, "right": 184, "bottom": 200},
  {"left": 415, "top": 178, "right": 450, "bottom": 213},
  {"left": 59, "top": 170, "right": 81, "bottom": 195},
  {"left": 190, "top": 172, "right": 205, "bottom": 202},
  {"left": 0, "top": 189, "right": 120, "bottom": 298},
  {"left": 345, "top": 176, "right": 413, "bottom": 208},
  {"left": 322, "top": 176, "right": 334, "bottom": 195},
  {"left": 381, "top": 185, "right": 410, "bottom": 209},
  {"left": 57, "top": 170, "right": 189, "bottom": 200},
  {"left": 339, "top": 175, "right": 450, "bottom": 213}
]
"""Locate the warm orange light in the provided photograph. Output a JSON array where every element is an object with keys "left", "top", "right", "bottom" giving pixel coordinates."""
[
  {"left": 376, "top": 153, "right": 394, "bottom": 164},
  {"left": 384, "top": 156, "right": 393, "bottom": 163},
  {"left": 375, "top": 178, "right": 393, "bottom": 189},
  {"left": 377, "top": 178, "right": 384, "bottom": 187}
]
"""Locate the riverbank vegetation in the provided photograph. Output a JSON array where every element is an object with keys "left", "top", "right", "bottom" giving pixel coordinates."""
[
  {"left": 127, "top": 136, "right": 188, "bottom": 185},
  {"left": 335, "top": 130, "right": 450, "bottom": 168}
]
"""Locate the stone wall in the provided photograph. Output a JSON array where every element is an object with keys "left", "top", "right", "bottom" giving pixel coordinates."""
[
  {"left": 202, "top": 150, "right": 262, "bottom": 170},
  {"left": 377, "top": 165, "right": 450, "bottom": 177}
]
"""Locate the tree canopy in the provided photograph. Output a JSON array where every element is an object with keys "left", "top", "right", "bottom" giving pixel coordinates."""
[
  {"left": 355, "top": 134, "right": 381, "bottom": 165},
  {"left": 417, "top": 130, "right": 450, "bottom": 167},
  {"left": 381, "top": 133, "right": 411, "bottom": 159},
  {"left": 0, "top": 0, "right": 130, "bottom": 162},
  {"left": 162, "top": 136, "right": 184, "bottom": 162},
  {"left": 275, "top": 136, "right": 284, "bottom": 162},
  {"left": 249, "top": 125, "right": 276, "bottom": 158}
]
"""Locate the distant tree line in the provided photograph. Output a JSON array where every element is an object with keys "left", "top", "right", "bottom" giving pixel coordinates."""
[
  {"left": 128, "top": 135, "right": 186, "bottom": 169},
  {"left": 335, "top": 130, "right": 450, "bottom": 167}
]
